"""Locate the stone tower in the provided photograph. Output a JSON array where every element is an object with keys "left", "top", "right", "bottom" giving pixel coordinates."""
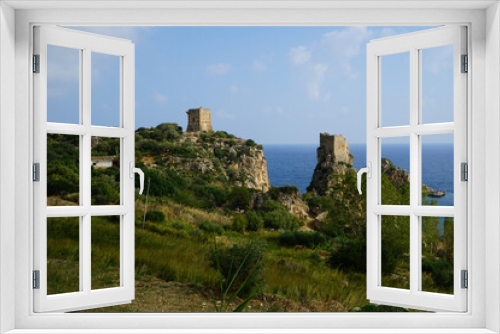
[
  {"left": 186, "top": 107, "right": 213, "bottom": 132},
  {"left": 307, "top": 133, "right": 355, "bottom": 195}
]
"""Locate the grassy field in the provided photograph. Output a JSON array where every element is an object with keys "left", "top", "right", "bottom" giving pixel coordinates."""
[{"left": 46, "top": 196, "right": 429, "bottom": 313}]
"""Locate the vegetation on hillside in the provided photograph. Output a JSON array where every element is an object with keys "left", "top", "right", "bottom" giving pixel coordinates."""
[{"left": 46, "top": 123, "right": 453, "bottom": 312}]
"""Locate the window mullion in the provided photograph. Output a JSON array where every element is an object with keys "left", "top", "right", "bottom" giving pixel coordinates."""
[
  {"left": 409, "top": 47, "right": 420, "bottom": 294},
  {"left": 82, "top": 47, "right": 92, "bottom": 294}
]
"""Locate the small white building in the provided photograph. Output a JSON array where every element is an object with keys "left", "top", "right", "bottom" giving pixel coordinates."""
[{"left": 91, "top": 156, "right": 115, "bottom": 169}]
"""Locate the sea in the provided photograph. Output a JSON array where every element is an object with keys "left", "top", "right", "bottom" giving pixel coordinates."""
[{"left": 263, "top": 144, "right": 454, "bottom": 207}]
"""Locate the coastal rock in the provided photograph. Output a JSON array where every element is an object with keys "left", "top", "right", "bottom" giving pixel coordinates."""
[
  {"left": 270, "top": 186, "right": 309, "bottom": 219},
  {"left": 381, "top": 158, "right": 410, "bottom": 189},
  {"left": 307, "top": 133, "right": 356, "bottom": 195},
  {"left": 142, "top": 130, "right": 270, "bottom": 192}
]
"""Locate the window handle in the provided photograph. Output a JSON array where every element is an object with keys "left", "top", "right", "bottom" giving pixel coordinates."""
[
  {"left": 357, "top": 162, "right": 371, "bottom": 195},
  {"left": 129, "top": 162, "right": 145, "bottom": 195}
]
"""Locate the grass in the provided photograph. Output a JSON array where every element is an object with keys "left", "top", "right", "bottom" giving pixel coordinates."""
[{"left": 47, "top": 199, "right": 440, "bottom": 312}]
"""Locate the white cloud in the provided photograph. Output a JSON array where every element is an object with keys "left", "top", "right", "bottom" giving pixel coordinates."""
[
  {"left": 321, "top": 27, "right": 373, "bottom": 80},
  {"left": 307, "top": 63, "right": 329, "bottom": 101},
  {"left": 289, "top": 46, "right": 311, "bottom": 65},
  {"left": 252, "top": 60, "right": 267, "bottom": 72},
  {"left": 263, "top": 106, "right": 285, "bottom": 115},
  {"left": 425, "top": 45, "right": 453, "bottom": 75},
  {"left": 205, "top": 63, "right": 232, "bottom": 76},
  {"left": 152, "top": 91, "right": 168, "bottom": 105}
]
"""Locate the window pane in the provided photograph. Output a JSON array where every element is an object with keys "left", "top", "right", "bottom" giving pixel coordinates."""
[
  {"left": 47, "top": 217, "right": 80, "bottom": 295},
  {"left": 91, "top": 137, "right": 120, "bottom": 205},
  {"left": 91, "top": 216, "right": 121, "bottom": 290},
  {"left": 92, "top": 52, "right": 120, "bottom": 127},
  {"left": 421, "top": 134, "right": 454, "bottom": 206},
  {"left": 381, "top": 52, "right": 410, "bottom": 127},
  {"left": 421, "top": 217, "right": 454, "bottom": 294},
  {"left": 47, "top": 134, "right": 79, "bottom": 206},
  {"left": 381, "top": 215, "right": 410, "bottom": 290},
  {"left": 381, "top": 136, "right": 410, "bottom": 205},
  {"left": 421, "top": 45, "right": 454, "bottom": 124},
  {"left": 47, "top": 45, "right": 80, "bottom": 124}
]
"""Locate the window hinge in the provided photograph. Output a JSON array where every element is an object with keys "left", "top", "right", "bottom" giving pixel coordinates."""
[
  {"left": 33, "top": 270, "right": 40, "bottom": 289},
  {"left": 33, "top": 54, "right": 40, "bottom": 73},
  {"left": 461, "top": 54, "right": 468, "bottom": 73},
  {"left": 461, "top": 270, "right": 468, "bottom": 289},
  {"left": 33, "top": 163, "right": 40, "bottom": 182},
  {"left": 461, "top": 162, "right": 468, "bottom": 181}
]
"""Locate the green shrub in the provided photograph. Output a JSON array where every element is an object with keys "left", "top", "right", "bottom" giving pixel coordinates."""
[
  {"left": 206, "top": 241, "right": 266, "bottom": 298},
  {"left": 214, "top": 131, "right": 228, "bottom": 139},
  {"left": 199, "top": 221, "right": 224, "bottom": 235},
  {"left": 145, "top": 210, "right": 165, "bottom": 223},
  {"left": 229, "top": 187, "right": 251, "bottom": 209},
  {"left": 246, "top": 211, "right": 264, "bottom": 231},
  {"left": 261, "top": 198, "right": 282, "bottom": 212},
  {"left": 232, "top": 214, "right": 248, "bottom": 232},
  {"left": 91, "top": 182, "right": 120, "bottom": 205},
  {"left": 422, "top": 258, "right": 454, "bottom": 289},
  {"left": 245, "top": 139, "right": 256, "bottom": 147},
  {"left": 328, "top": 239, "right": 366, "bottom": 272},
  {"left": 263, "top": 210, "right": 301, "bottom": 231},
  {"left": 279, "top": 231, "right": 327, "bottom": 249},
  {"left": 172, "top": 221, "right": 186, "bottom": 230}
]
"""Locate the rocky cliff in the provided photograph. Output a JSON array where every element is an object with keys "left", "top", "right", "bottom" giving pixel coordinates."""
[
  {"left": 137, "top": 125, "right": 270, "bottom": 192},
  {"left": 307, "top": 133, "right": 356, "bottom": 195}
]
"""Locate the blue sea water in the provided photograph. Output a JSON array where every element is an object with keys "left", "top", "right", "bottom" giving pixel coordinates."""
[{"left": 263, "top": 143, "right": 454, "bottom": 207}]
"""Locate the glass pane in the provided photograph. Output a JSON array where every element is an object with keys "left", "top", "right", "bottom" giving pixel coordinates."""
[
  {"left": 91, "top": 216, "right": 121, "bottom": 290},
  {"left": 381, "top": 215, "right": 410, "bottom": 290},
  {"left": 381, "top": 136, "right": 410, "bottom": 205},
  {"left": 421, "top": 45, "right": 454, "bottom": 124},
  {"left": 47, "top": 45, "right": 80, "bottom": 124},
  {"left": 421, "top": 134, "right": 454, "bottom": 206},
  {"left": 421, "top": 217, "right": 454, "bottom": 294},
  {"left": 91, "top": 137, "right": 120, "bottom": 205},
  {"left": 47, "top": 217, "right": 80, "bottom": 295},
  {"left": 92, "top": 52, "right": 121, "bottom": 127},
  {"left": 381, "top": 52, "right": 410, "bottom": 127},
  {"left": 47, "top": 134, "right": 79, "bottom": 206}
]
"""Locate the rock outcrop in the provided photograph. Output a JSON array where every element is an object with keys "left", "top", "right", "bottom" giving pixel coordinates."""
[
  {"left": 381, "top": 158, "right": 410, "bottom": 189},
  {"left": 139, "top": 128, "right": 270, "bottom": 192},
  {"left": 269, "top": 186, "right": 309, "bottom": 219},
  {"left": 307, "top": 133, "right": 355, "bottom": 195}
]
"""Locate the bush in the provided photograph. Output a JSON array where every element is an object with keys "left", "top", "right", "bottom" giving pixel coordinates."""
[
  {"left": 279, "top": 231, "right": 327, "bottom": 249},
  {"left": 229, "top": 187, "right": 251, "bottom": 209},
  {"left": 422, "top": 258, "right": 454, "bottom": 289},
  {"left": 263, "top": 210, "right": 301, "bottom": 231},
  {"left": 206, "top": 241, "right": 266, "bottom": 298},
  {"left": 145, "top": 210, "right": 165, "bottom": 223},
  {"left": 91, "top": 182, "right": 120, "bottom": 205},
  {"left": 199, "top": 221, "right": 224, "bottom": 235},
  {"left": 245, "top": 139, "right": 257, "bottom": 147},
  {"left": 328, "top": 239, "right": 366, "bottom": 272},
  {"left": 246, "top": 211, "right": 264, "bottom": 231},
  {"left": 172, "top": 220, "right": 186, "bottom": 230},
  {"left": 232, "top": 214, "right": 247, "bottom": 232},
  {"left": 214, "top": 131, "right": 228, "bottom": 139},
  {"left": 261, "top": 198, "right": 282, "bottom": 212}
]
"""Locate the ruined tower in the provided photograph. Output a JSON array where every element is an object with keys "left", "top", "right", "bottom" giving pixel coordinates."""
[
  {"left": 307, "top": 133, "right": 355, "bottom": 195},
  {"left": 186, "top": 107, "right": 213, "bottom": 132}
]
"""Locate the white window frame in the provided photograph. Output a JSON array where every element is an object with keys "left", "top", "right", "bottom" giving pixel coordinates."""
[
  {"left": 1, "top": 1, "right": 499, "bottom": 333},
  {"left": 33, "top": 25, "right": 136, "bottom": 313},
  {"left": 366, "top": 26, "right": 468, "bottom": 312}
]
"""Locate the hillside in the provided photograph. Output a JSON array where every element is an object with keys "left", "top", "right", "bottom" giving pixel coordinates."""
[{"left": 135, "top": 123, "right": 270, "bottom": 192}]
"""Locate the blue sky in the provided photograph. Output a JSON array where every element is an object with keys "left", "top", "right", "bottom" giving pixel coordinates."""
[{"left": 48, "top": 26, "right": 454, "bottom": 144}]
